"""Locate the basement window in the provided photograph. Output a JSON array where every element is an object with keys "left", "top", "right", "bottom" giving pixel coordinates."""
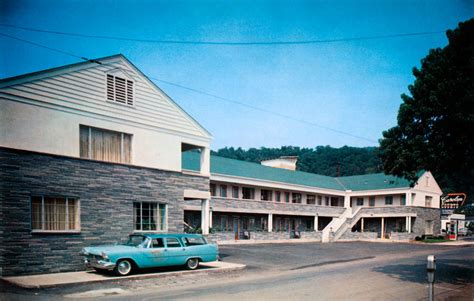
[{"left": 107, "top": 74, "right": 134, "bottom": 106}]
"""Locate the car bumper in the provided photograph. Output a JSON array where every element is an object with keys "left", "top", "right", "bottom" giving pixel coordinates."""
[{"left": 84, "top": 258, "right": 116, "bottom": 271}]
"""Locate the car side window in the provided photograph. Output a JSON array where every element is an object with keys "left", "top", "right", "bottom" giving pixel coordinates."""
[
  {"left": 166, "top": 238, "right": 181, "bottom": 248},
  {"left": 183, "top": 237, "right": 206, "bottom": 246},
  {"left": 151, "top": 238, "right": 164, "bottom": 248}
]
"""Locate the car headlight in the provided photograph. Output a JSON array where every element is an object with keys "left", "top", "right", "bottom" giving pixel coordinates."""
[{"left": 101, "top": 252, "right": 109, "bottom": 260}]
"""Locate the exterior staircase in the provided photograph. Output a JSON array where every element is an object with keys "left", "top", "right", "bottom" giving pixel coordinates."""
[{"left": 322, "top": 207, "right": 364, "bottom": 243}]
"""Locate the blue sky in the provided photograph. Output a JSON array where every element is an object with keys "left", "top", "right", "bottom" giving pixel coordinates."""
[{"left": 1, "top": 0, "right": 472, "bottom": 150}]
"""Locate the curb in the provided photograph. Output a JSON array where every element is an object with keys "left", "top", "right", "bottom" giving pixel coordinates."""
[{"left": 2, "top": 262, "right": 246, "bottom": 289}]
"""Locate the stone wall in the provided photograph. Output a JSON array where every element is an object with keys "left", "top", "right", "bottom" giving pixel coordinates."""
[
  {"left": 0, "top": 147, "right": 209, "bottom": 276},
  {"left": 207, "top": 231, "right": 321, "bottom": 242},
  {"left": 339, "top": 231, "right": 378, "bottom": 241}
]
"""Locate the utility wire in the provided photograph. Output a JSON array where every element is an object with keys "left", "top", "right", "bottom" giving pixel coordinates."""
[
  {"left": 0, "top": 33, "right": 102, "bottom": 64},
  {"left": 0, "top": 32, "right": 377, "bottom": 143},
  {"left": 150, "top": 78, "right": 377, "bottom": 143},
  {"left": 0, "top": 23, "right": 445, "bottom": 46}
]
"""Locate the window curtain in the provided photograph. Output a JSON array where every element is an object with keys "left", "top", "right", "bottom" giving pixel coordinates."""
[
  {"left": 44, "top": 197, "right": 67, "bottom": 230},
  {"left": 91, "top": 128, "right": 121, "bottom": 163},
  {"left": 31, "top": 197, "right": 42, "bottom": 230}
]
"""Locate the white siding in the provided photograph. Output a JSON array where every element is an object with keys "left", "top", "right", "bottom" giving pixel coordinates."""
[
  {"left": 0, "top": 56, "right": 211, "bottom": 172},
  {"left": 0, "top": 59, "right": 208, "bottom": 137}
]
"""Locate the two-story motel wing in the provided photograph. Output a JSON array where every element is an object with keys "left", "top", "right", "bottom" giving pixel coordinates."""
[{"left": 0, "top": 55, "right": 442, "bottom": 276}]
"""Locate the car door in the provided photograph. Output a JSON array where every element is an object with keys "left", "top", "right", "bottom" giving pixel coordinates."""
[
  {"left": 141, "top": 238, "right": 167, "bottom": 268},
  {"left": 164, "top": 237, "right": 186, "bottom": 266}
]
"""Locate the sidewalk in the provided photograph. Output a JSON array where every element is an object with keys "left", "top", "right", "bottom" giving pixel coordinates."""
[{"left": 2, "top": 261, "right": 245, "bottom": 289}]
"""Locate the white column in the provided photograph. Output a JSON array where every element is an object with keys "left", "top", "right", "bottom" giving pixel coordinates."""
[
  {"left": 407, "top": 217, "right": 412, "bottom": 233},
  {"left": 209, "top": 208, "right": 213, "bottom": 231},
  {"left": 344, "top": 193, "right": 351, "bottom": 208},
  {"left": 405, "top": 192, "right": 410, "bottom": 206},
  {"left": 201, "top": 199, "right": 210, "bottom": 235},
  {"left": 314, "top": 215, "right": 319, "bottom": 231},
  {"left": 200, "top": 147, "right": 210, "bottom": 176},
  {"left": 381, "top": 217, "right": 385, "bottom": 239},
  {"left": 268, "top": 213, "right": 273, "bottom": 232},
  {"left": 361, "top": 218, "right": 364, "bottom": 232}
]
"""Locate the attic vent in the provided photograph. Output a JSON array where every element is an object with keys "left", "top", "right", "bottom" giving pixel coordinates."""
[{"left": 107, "top": 74, "right": 134, "bottom": 106}]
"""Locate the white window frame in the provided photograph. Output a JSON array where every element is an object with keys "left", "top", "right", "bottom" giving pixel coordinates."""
[
  {"left": 80, "top": 125, "right": 132, "bottom": 164},
  {"left": 31, "top": 196, "right": 81, "bottom": 233},
  {"left": 133, "top": 202, "right": 168, "bottom": 233}
]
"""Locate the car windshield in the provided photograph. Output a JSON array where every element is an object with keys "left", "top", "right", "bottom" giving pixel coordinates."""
[{"left": 124, "top": 235, "right": 147, "bottom": 247}]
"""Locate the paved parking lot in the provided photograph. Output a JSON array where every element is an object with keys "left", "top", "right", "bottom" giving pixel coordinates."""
[{"left": 1, "top": 241, "right": 472, "bottom": 300}]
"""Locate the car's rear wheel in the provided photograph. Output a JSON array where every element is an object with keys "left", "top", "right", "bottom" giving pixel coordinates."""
[
  {"left": 186, "top": 258, "right": 199, "bottom": 270},
  {"left": 115, "top": 259, "right": 133, "bottom": 276}
]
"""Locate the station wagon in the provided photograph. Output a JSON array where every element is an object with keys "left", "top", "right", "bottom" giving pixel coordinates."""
[{"left": 81, "top": 233, "right": 219, "bottom": 276}]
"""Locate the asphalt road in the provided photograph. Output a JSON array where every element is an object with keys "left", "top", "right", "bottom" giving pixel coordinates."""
[{"left": 1, "top": 241, "right": 473, "bottom": 300}]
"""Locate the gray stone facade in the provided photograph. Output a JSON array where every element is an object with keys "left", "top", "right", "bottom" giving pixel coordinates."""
[
  {"left": 207, "top": 231, "right": 321, "bottom": 242},
  {"left": 0, "top": 147, "right": 209, "bottom": 276}
]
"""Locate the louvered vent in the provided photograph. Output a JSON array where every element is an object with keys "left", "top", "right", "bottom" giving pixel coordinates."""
[{"left": 106, "top": 74, "right": 134, "bottom": 106}]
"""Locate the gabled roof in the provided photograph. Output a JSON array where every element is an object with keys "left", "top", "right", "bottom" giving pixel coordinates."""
[
  {"left": 183, "top": 152, "right": 412, "bottom": 192},
  {"left": 0, "top": 54, "right": 212, "bottom": 139}
]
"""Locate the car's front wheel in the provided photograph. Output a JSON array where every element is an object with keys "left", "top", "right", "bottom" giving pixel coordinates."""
[
  {"left": 115, "top": 259, "right": 133, "bottom": 276},
  {"left": 186, "top": 258, "right": 199, "bottom": 270}
]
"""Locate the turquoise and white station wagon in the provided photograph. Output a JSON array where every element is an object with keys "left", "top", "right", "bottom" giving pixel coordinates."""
[{"left": 81, "top": 234, "right": 219, "bottom": 276}]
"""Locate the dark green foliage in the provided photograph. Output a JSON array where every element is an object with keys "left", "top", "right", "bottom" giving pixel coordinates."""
[
  {"left": 379, "top": 19, "right": 474, "bottom": 199},
  {"left": 212, "top": 146, "right": 382, "bottom": 176}
]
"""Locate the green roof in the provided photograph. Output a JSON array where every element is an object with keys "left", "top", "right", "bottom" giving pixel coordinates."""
[
  {"left": 337, "top": 173, "right": 411, "bottom": 191},
  {"left": 182, "top": 151, "right": 412, "bottom": 192}
]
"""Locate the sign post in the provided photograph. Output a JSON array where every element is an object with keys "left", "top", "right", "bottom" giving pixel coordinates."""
[{"left": 427, "top": 255, "right": 436, "bottom": 301}]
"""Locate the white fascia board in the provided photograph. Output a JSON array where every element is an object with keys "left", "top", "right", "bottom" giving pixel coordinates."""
[
  {"left": 182, "top": 205, "right": 341, "bottom": 217},
  {"left": 348, "top": 188, "right": 410, "bottom": 197},
  {"left": 210, "top": 173, "right": 346, "bottom": 196}
]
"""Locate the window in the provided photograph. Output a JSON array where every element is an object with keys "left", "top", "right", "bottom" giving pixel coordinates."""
[
  {"left": 261, "top": 189, "right": 273, "bottom": 201},
  {"left": 151, "top": 238, "right": 164, "bottom": 248},
  {"left": 369, "top": 196, "right": 375, "bottom": 207},
  {"left": 210, "top": 184, "right": 216, "bottom": 196},
  {"left": 356, "top": 198, "right": 364, "bottom": 206},
  {"left": 183, "top": 237, "right": 206, "bottom": 246},
  {"left": 307, "top": 195, "right": 316, "bottom": 205},
  {"left": 80, "top": 125, "right": 131, "bottom": 164},
  {"left": 325, "top": 196, "right": 330, "bottom": 206},
  {"left": 242, "top": 187, "right": 255, "bottom": 199},
  {"left": 275, "top": 191, "right": 281, "bottom": 202},
  {"left": 292, "top": 193, "right": 302, "bottom": 204},
  {"left": 285, "top": 192, "right": 290, "bottom": 203},
  {"left": 425, "top": 196, "right": 433, "bottom": 207},
  {"left": 385, "top": 196, "right": 393, "bottom": 205},
  {"left": 220, "top": 185, "right": 227, "bottom": 198},
  {"left": 166, "top": 238, "right": 181, "bottom": 248},
  {"left": 317, "top": 195, "right": 322, "bottom": 206},
  {"left": 107, "top": 74, "right": 134, "bottom": 106},
  {"left": 232, "top": 186, "right": 239, "bottom": 198},
  {"left": 31, "top": 196, "right": 80, "bottom": 232},
  {"left": 401, "top": 195, "right": 406, "bottom": 206},
  {"left": 425, "top": 220, "right": 434, "bottom": 235},
  {"left": 133, "top": 202, "right": 166, "bottom": 231}
]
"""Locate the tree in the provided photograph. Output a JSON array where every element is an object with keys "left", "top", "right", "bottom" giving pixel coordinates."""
[
  {"left": 212, "top": 145, "right": 382, "bottom": 176},
  {"left": 379, "top": 19, "right": 474, "bottom": 200}
]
